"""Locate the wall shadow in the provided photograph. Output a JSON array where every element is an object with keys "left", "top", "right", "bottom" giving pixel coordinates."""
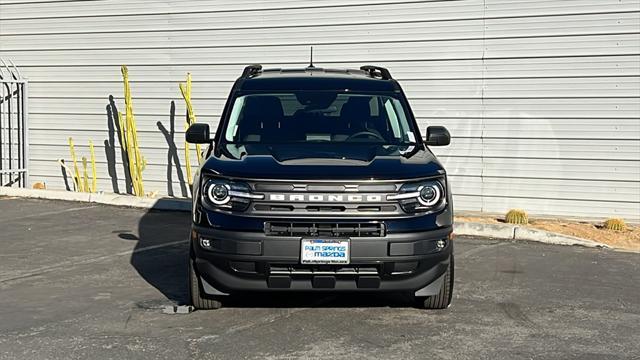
[
  {"left": 104, "top": 95, "right": 133, "bottom": 194},
  {"left": 59, "top": 159, "right": 72, "bottom": 191},
  {"left": 157, "top": 101, "right": 188, "bottom": 197},
  {"left": 130, "top": 203, "right": 416, "bottom": 308}
]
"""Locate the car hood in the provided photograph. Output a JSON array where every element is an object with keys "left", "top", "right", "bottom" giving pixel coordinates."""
[{"left": 201, "top": 148, "right": 445, "bottom": 180}]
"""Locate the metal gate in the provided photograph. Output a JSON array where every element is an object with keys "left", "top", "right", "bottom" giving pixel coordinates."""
[{"left": 0, "top": 59, "right": 28, "bottom": 188}]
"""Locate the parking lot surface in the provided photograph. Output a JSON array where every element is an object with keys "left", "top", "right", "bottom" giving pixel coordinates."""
[{"left": 0, "top": 197, "right": 638, "bottom": 360}]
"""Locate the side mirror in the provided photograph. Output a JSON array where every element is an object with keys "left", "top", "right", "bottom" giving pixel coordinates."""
[
  {"left": 186, "top": 123, "right": 211, "bottom": 144},
  {"left": 424, "top": 126, "right": 450, "bottom": 146}
]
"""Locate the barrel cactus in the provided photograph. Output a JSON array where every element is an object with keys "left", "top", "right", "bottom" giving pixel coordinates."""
[
  {"left": 505, "top": 209, "right": 529, "bottom": 225},
  {"left": 604, "top": 218, "right": 626, "bottom": 231}
]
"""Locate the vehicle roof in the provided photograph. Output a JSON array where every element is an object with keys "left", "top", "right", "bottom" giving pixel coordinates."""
[{"left": 235, "top": 67, "right": 401, "bottom": 92}]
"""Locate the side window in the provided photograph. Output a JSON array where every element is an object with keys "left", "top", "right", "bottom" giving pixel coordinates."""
[
  {"left": 225, "top": 96, "right": 246, "bottom": 141},
  {"left": 384, "top": 99, "right": 402, "bottom": 139},
  {"left": 391, "top": 99, "right": 412, "bottom": 141}
]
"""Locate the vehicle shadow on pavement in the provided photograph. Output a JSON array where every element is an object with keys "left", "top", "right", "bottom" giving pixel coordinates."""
[
  {"left": 222, "top": 292, "right": 417, "bottom": 309},
  {"left": 129, "top": 207, "right": 419, "bottom": 309},
  {"left": 128, "top": 208, "right": 192, "bottom": 305}
]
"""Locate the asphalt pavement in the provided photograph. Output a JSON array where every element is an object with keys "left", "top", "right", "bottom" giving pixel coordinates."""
[{"left": 0, "top": 197, "right": 638, "bottom": 360}]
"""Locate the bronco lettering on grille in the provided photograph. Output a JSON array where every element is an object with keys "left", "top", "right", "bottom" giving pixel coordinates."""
[{"left": 267, "top": 194, "right": 384, "bottom": 202}]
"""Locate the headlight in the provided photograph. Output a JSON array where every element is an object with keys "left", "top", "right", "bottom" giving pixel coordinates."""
[
  {"left": 387, "top": 179, "right": 446, "bottom": 213},
  {"left": 202, "top": 178, "right": 263, "bottom": 211},
  {"left": 208, "top": 183, "right": 230, "bottom": 205},
  {"left": 418, "top": 183, "right": 441, "bottom": 207}
]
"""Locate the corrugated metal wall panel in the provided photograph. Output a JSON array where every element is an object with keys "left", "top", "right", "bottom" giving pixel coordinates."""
[
  {"left": 13, "top": 55, "right": 640, "bottom": 81},
  {"left": 1, "top": 0, "right": 638, "bottom": 221},
  {"left": 6, "top": 12, "right": 639, "bottom": 49}
]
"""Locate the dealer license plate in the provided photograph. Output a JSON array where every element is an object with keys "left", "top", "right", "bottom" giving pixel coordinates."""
[{"left": 300, "top": 239, "right": 350, "bottom": 264}]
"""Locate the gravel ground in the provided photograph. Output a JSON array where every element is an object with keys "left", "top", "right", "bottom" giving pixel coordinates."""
[{"left": 456, "top": 215, "right": 640, "bottom": 251}]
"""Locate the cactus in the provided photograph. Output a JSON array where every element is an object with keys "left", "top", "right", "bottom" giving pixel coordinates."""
[
  {"left": 604, "top": 218, "right": 626, "bottom": 231},
  {"left": 82, "top": 157, "right": 89, "bottom": 193},
  {"left": 64, "top": 138, "right": 98, "bottom": 193},
  {"left": 68, "top": 137, "right": 83, "bottom": 192},
  {"left": 180, "top": 72, "right": 202, "bottom": 189},
  {"left": 120, "top": 65, "right": 146, "bottom": 196},
  {"left": 89, "top": 140, "right": 97, "bottom": 193},
  {"left": 505, "top": 209, "right": 529, "bottom": 225}
]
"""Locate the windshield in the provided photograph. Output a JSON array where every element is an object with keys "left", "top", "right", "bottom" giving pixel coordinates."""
[{"left": 222, "top": 92, "right": 418, "bottom": 146}]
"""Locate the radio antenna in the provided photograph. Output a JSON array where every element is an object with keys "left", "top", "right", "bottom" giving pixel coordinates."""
[{"left": 308, "top": 46, "right": 315, "bottom": 68}]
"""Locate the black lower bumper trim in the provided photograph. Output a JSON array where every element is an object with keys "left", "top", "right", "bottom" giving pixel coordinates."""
[
  {"left": 192, "top": 225, "right": 453, "bottom": 293},
  {"left": 194, "top": 225, "right": 452, "bottom": 259},
  {"left": 267, "top": 276, "right": 291, "bottom": 289},
  {"left": 195, "top": 253, "right": 450, "bottom": 293}
]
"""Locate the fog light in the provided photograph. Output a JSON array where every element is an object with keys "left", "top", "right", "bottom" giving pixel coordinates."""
[
  {"left": 200, "top": 238, "right": 211, "bottom": 248},
  {"left": 436, "top": 239, "right": 446, "bottom": 250}
]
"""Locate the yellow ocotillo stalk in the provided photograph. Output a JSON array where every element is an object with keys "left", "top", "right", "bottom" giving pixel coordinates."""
[
  {"left": 121, "top": 66, "right": 137, "bottom": 195},
  {"left": 180, "top": 73, "right": 203, "bottom": 165},
  {"left": 183, "top": 127, "right": 193, "bottom": 186},
  {"left": 68, "top": 137, "right": 83, "bottom": 192},
  {"left": 82, "top": 157, "right": 89, "bottom": 193},
  {"left": 180, "top": 80, "right": 193, "bottom": 185},
  {"left": 126, "top": 111, "right": 141, "bottom": 195},
  {"left": 115, "top": 107, "right": 129, "bottom": 193},
  {"left": 117, "top": 108, "right": 128, "bottom": 152},
  {"left": 128, "top": 104, "right": 144, "bottom": 195},
  {"left": 118, "top": 111, "right": 138, "bottom": 195},
  {"left": 121, "top": 65, "right": 145, "bottom": 196},
  {"left": 179, "top": 86, "right": 193, "bottom": 185},
  {"left": 89, "top": 140, "right": 97, "bottom": 192}
]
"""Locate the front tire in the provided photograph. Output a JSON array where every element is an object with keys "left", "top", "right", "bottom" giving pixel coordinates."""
[
  {"left": 189, "top": 258, "right": 222, "bottom": 310},
  {"left": 422, "top": 254, "right": 454, "bottom": 309}
]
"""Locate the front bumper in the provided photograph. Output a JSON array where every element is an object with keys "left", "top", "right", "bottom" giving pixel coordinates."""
[{"left": 191, "top": 225, "right": 453, "bottom": 294}]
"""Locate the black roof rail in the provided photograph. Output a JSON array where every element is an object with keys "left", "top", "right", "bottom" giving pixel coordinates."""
[
  {"left": 360, "top": 65, "right": 392, "bottom": 80},
  {"left": 241, "top": 64, "right": 262, "bottom": 78}
]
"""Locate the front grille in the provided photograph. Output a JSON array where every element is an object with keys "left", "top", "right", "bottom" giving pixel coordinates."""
[
  {"left": 253, "top": 204, "right": 400, "bottom": 214},
  {"left": 247, "top": 180, "right": 405, "bottom": 217},
  {"left": 264, "top": 222, "right": 386, "bottom": 237}
]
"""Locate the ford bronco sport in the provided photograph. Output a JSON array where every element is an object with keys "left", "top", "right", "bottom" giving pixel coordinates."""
[{"left": 185, "top": 64, "right": 454, "bottom": 309}]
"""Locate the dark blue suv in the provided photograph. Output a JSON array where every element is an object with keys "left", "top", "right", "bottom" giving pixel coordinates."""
[{"left": 186, "top": 65, "right": 454, "bottom": 309}]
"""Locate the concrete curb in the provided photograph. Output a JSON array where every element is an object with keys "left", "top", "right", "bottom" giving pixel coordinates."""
[
  {"left": 1, "top": 187, "right": 611, "bottom": 249},
  {"left": 0, "top": 187, "right": 191, "bottom": 211},
  {"left": 453, "top": 221, "right": 611, "bottom": 249}
]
